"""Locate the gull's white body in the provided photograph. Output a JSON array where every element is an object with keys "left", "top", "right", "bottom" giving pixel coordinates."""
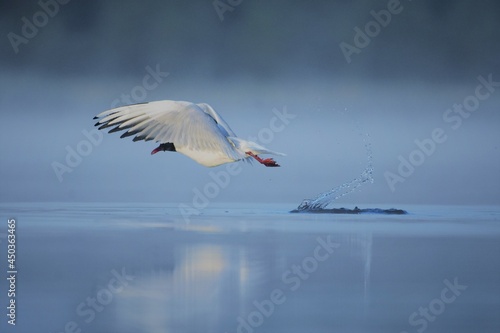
[{"left": 94, "top": 100, "right": 284, "bottom": 167}]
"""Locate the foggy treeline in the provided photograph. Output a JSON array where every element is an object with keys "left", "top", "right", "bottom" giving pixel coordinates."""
[{"left": 2, "top": 0, "right": 499, "bottom": 82}]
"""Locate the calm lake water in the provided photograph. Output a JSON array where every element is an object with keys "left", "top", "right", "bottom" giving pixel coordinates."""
[{"left": 1, "top": 203, "right": 499, "bottom": 333}]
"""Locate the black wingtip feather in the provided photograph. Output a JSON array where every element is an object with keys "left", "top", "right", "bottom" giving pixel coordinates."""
[
  {"left": 133, "top": 135, "right": 147, "bottom": 142},
  {"left": 98, "top": 123, "right": 114, "bottom": 130},
  {"left": 108, "top": 126, "right": 124, "bottom": 134},
  {"left": 113, "top": 123, "right": 134, "bottom": 133},
  {"left": 120, "top": 129, "right": 141, "bottom": 139}
]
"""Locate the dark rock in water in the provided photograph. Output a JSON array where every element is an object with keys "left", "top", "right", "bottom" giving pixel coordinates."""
[{"left": 290, "top": 206, "right": 408, "bottom": 215}]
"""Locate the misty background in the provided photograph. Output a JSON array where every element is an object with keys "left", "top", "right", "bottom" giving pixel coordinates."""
[{"left": 1, "top": 0, "right": 499, "bottom": 205}]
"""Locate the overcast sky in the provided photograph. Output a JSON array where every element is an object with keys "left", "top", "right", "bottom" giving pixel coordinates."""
[{"left": 1, "top": 0, "right": 499, "bottom": 206}]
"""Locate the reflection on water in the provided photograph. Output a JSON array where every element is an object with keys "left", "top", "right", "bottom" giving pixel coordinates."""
[
  {"left": 3, "top": 204, "right": 500, "bottom": 333},
  {"left": 108, "top": 232, "right": 375, "bottom": 333},
  {"left": 363, "top": 234, "right": 373, "bottom": 305},
  {"left": 115, "top": 245, "right": 230, "bottom": 332},
  {"left": 112, "top": 241, "right": 285, "bottom": 333}
]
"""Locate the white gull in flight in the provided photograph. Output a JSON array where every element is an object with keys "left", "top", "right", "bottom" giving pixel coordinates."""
[{"left": 94, "top": 100, "right": 284, "bottom": 167}]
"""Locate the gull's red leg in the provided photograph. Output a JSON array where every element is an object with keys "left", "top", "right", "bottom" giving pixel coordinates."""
[{"left": 246, "top": 152, "right": 280, "bottom": 167}]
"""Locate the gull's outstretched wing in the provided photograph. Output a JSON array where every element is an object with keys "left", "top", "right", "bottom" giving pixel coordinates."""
[
  {"left": 94, "top": 100, "right": 243, "bottom": 160},
  {"left": 196, "top": 102, "right": 237, "bottom": 137}
]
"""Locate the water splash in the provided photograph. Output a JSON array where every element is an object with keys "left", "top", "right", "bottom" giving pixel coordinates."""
[{"left": 295, "top": 134, "right": 374, "bottom": 211}]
